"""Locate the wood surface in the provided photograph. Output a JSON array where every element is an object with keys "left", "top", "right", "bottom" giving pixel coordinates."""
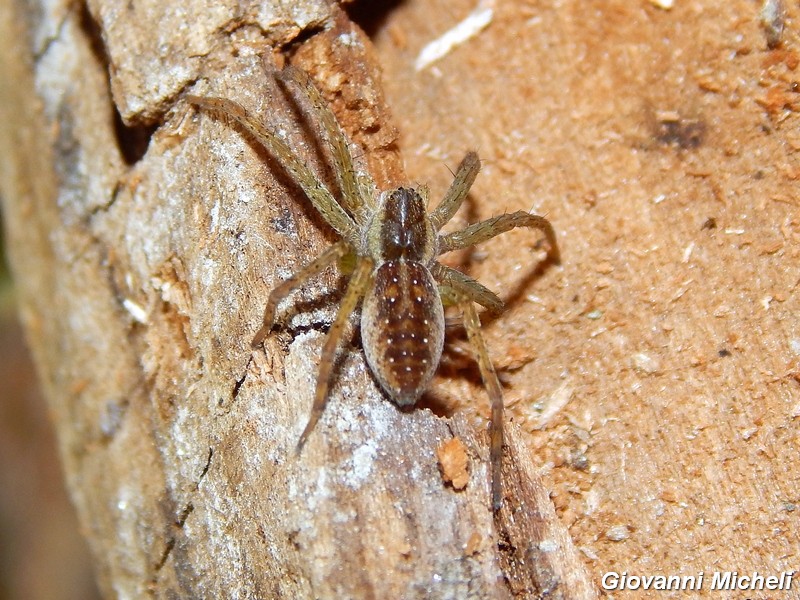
[{"left": 1, "top": 0, "right": 798, "bottom": 599}]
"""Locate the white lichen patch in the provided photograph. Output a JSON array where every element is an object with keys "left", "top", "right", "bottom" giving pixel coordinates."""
[{"left": 344, "top": 442, "right": 378, "bottom": 489}]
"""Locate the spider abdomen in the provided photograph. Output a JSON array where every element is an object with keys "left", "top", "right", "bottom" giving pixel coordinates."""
[{"left": 361, "top": 260, "right": 445, "bottom": 406}]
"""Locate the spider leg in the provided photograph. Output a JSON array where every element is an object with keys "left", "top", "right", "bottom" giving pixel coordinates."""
[
  {"left": 430, "top": 152, "right": 481, "bottom": 231},
  {"left": 281, "top": 67, "right": 375, "bottom": 222},
  {"left": 461, "top": 299, "right": 505, "bottom": 510},
  {"left": 252, "top": 240, "right": 352, "bottom": 348},
  {"left": 187, "top": 94, "right": 359, "bottom": 245},
  {"left": 438, "top": 211, "right": 560, "bottom": 264},
  {"left": 297, "top": 257, "right": 374, "bottom": 450},
  {"left": 432, "top": 262, "right": 503, "bottom": 313}
]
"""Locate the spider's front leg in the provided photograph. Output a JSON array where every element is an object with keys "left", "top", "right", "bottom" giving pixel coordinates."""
[
  {"left": 430, "top": 151, "right": 481, "bottom": 230},
  {"left": 186, "top": 93, "right": 360, "bottom": 246},
  {"left": 279, "top": 67, "right": 374, "bottom": 223}
]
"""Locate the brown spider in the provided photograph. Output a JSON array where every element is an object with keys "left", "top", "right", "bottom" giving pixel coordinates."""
[{"left": 188, "top": 67, "right": 559, "bottom": 510}]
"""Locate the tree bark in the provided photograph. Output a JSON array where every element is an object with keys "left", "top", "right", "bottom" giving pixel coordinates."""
[{"left": 0, "top": 0, "right": 594, "bottom": 598}]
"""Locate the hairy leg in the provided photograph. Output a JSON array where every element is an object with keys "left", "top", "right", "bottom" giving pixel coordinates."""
[
  {"left": 461, "top": 300, "right": 505, "bottom": 510},
  {"left": 432, "top": 262, "right": 503, "bottom": 313},
  {"left": 251, "top": 240, "right": 351, "bottom": 348},
  {"left": 297, "top": 257, "right": 374, "bottom": 449},
  {"left": 438, "top": 211, "right": 560, "bottom": 264},
  {"left": 187, "top": 94, "right": 359, "bottom": 245},
  {"left": 281, "top": 67, "right": 373, "bottom": 223},
  {"left": 430, "top": 152, "right": 480, "bottom": 231}
]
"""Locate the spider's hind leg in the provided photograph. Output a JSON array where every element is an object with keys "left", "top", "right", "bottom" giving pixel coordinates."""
[
  {"left": 297, "top": 256, "right": 374, "bottom": 450},
  {"left": 460, "top": 299, "right": 506, "bottom": 511},
  {"left": 252, "top": 240, "right": 351, "bottom": 348},
  {"left": 438, "top": 278, "right": 505, "bottom": 510}
]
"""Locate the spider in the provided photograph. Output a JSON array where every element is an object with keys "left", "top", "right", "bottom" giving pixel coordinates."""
[{"left": 188, "top": 67, "right": 559, "bottom": 510}]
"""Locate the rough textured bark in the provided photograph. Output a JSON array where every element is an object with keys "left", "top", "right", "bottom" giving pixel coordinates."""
[{"left": 0, "top": 0, "right": 594, "bottom": 598}]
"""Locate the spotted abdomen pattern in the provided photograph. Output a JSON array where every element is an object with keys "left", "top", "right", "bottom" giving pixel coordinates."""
[{"left": 361, "top": 260, "right": 445, "bottom": 406}]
